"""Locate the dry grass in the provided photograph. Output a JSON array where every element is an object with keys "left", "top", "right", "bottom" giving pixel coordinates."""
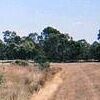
[
  {"left": 50, "top": 63, "right": 100, "bottom": 100},
  {"left": 1, "top": 63, "right": 99, "bottom": 100},
  {"left": 0, "top": 63, "right": 46, "bottom": 100},
  {"left": 0, "top": 63, "right": 60, "bottom": 100}
]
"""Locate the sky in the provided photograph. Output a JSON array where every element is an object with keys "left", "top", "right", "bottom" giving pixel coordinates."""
[{"left": 0, "top": 0, "right": 100, "bottom": 43}]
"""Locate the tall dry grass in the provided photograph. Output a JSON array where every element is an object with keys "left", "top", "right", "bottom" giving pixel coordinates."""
[
  {"left": 0, "top": 64, "right": 46, "bottom": 100},
  {"left": 0, "top": 62, "right": 61, "bottom": 100}
]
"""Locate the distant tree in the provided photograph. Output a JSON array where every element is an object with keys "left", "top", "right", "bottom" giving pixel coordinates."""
[
  {"left": 28, "top": 33, "right": 38, "bottom": 43},
  {"left": 4, "top": 43, "right": 17, "bottom": 59},
  {"left": 98, "top": 30, "right": 100, "bottom": 41},
  {"left": 41, "top": 27, "right": 60, "bottom": 40},
  {"left": 77, "top": 39, "right": 90, "bottom": 60},
  {"left": 3, "top": 30, "right": 21, "bottom": 44},
  {"left": 41, "top": 27, "right": 76, "bottom": 62},
  {"left": 90, "top": 41, "right": 100, "bottom": 61},
  {"left": 0, "top": 40, "right": 4, "bottom": 60},
  {"left": 1, "top": 27, "right": 100, "bottom": 63},
  {"left": 40, "top": 27, "right": 61, "bottom": 61},
  {"left": 17, "top": 36, "right": 37, "bottom": 59}
]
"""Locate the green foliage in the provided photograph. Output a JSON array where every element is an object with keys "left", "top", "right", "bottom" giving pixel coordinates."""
[
  {"left": 77, "top": 39, "right": 90, "bottom": 60},
  {"left": 3, "top": 30, "right": 21, "bottom": 44},
  {"left": 98, "top": 30, "right": 100, "bottom": 41},
  {"left": 90, "top": 41, "right": 100, "bottom": 61},
  {"left": 0, "top": 26, "right": 100, "bottom": 64},
  {"left": 0, "top": 40, "right": 4, "bottom": 60},
  {"left": 34, "top": 52, "right": 50, "bottom": 70},
  {"left": 42, "top": 27, "right": 61, "bottom": 40}
]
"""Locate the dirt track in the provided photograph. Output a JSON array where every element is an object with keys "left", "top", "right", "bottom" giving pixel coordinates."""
[{"left": 31, "top": 63, "right": 100, "bottom": 100}]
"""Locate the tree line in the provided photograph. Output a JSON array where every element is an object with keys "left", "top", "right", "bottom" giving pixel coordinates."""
[{"left": 0, "top": 27, "right": 100, "bottom": 62}]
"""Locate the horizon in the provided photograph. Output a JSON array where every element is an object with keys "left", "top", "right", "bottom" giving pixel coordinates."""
[{"left": 0, "top": 0, "right": 100, "bottom": 43}]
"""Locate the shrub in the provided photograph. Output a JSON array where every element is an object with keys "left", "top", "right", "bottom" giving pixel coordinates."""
[
  {"left": 34, "top": 54, "right": 50, "bottom": 70},
  {"left": 38, "top": 62, "right": 50, "bottom": 70},
  {"left": 14, "top": 60, "right": 29, "bottom": 66}
]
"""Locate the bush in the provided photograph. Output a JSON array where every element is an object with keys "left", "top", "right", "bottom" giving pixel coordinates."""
[
  {"left": 14, "top": 60, "right": 29, "bottom": 66},
  {"left": 34, "top": 54, "right": 50, "bottom": 70},
  {"left": 38, "top": 62, "right": 50, "bottom": 70}
]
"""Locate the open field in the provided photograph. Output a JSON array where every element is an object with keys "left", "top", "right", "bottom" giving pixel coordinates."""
[
  {"left": 31, "top": 63, "right": 100, "bottom": 100},
  {"left": 0, "top": 62, "right": 100, "bottom": 100}
]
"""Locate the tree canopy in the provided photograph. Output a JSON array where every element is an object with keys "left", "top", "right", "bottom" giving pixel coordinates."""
[{"left": 0, "top": 27, "right": 100, "bottom": 62}]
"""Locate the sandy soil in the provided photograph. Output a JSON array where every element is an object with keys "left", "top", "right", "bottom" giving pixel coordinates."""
[{"left": 31, "top": 63, "right": 100, "bottom": 100}]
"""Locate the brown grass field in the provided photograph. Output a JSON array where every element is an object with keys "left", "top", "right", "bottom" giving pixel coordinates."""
[{"left": 0, "top": 62, "right": 100, "bottom": 100}]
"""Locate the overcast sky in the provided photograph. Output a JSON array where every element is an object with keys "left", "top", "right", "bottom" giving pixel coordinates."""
[{"left": 0, "top": 0, "right": 100, "bottom": 43}]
